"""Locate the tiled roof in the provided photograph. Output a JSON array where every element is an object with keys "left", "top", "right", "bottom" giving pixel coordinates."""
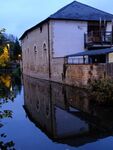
[{"left": 50, "top": 1, "right": 113, "bottom": 21}]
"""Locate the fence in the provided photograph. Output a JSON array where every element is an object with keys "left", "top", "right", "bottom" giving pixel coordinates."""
[{"left": 106, "top": 63, "right": 113, "bottom": 77}]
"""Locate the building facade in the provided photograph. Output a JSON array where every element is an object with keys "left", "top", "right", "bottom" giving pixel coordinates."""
[{"left": 20, "top": 1, "right": 113, "bottom": 86}]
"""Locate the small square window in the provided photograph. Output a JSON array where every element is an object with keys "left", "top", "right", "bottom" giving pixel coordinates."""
[{"left": 40, "top": 26, "right": 42, "bottom": 33}]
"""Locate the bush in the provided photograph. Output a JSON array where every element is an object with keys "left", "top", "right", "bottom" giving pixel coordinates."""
[{"left": 88, "top": 78, "right": 113, "bottom": 103}]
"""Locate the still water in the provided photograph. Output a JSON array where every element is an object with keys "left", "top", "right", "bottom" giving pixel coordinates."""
[{"left": 1, "top": 73, "right": 113, "bottom": 150}]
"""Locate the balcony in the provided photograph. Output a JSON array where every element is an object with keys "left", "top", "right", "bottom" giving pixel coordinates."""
[{"left": 84, "top": 31, "right": 113, "bottom": 49}]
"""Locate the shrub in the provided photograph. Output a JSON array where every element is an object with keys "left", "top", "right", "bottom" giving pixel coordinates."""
[{"left": 88, "top": 78, "right": 113, "bottom": 103}]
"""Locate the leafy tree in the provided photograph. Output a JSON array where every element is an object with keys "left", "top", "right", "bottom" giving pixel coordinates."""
[
  {"left": 0, "top": 28, "right": 6, "bottom": 44},
  {"left": 1, "top": 29, "right": 21, "bottom": 60},
  {"left": 0, "top": 46, "right": 9, "bottom": 67},
  {"left": 88, "top": 78, "right": 113, "bottom": 103},
  {"left": 0, "top": 28, "right": 22, "bottom": 68},
  {"left": 11, "top": 38, "right": 22, "bottom": 60},
  {"left": 0, "top": 28, "right": 6, "bottom": 55}
]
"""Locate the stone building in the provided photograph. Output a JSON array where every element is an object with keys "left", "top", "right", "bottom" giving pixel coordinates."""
[{"left": 20, "top": 1, "right": 113, "bottom": 86}]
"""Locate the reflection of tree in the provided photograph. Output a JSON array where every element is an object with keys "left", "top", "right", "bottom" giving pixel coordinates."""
[
  {"left": 12, "top": 68, "right": 22, "bottom": 95},
  {"left": 0, "top": 46, "right": 9, "bottom": 67},
  {"left": 0, "top": 71, "right": 22, "bottom": 100},
  {"left": 0, "top": 75, "right": 13, "bottom": 100},
  {"left": 0, "top": 98, "right": 15, "bottom": 149},
  {"left": 0, "top": 73, "right": 21, "bottom": 150}
]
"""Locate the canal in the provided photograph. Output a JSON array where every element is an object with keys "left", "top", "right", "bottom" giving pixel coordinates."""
[{"left": 0, "top": 72, "right": 113, "bottom": 150}]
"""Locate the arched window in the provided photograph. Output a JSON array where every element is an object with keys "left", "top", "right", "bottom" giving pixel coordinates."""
[
  {"left": 43, "top": 43, "right": 47, "bottom": 51},
  {"left": 36, "top": 99, "right": 40, "bottom": 112},
  {"left": 42, "top": 43, "right": 48, "bottom": 63},
  {"left": 34, "top": 45, "right": 37, "bottom": 54}
]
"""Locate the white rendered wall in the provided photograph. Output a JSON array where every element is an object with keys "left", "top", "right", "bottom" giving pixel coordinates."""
[
  {"left": 52, "top": 20, "right": 87, "bottom": 57},
  {"left": 106, "top": 22, "right": 112, "bottom": 32},
  {"left": 109, "top": 52, "right": 113, "bottom": 63}
]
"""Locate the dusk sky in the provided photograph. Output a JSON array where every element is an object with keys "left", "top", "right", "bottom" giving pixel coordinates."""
[{"left": 0, "top": 0, "right": 113, "bottom": 38}]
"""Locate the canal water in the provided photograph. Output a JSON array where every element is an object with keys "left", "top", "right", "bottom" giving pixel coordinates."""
[{"left": 1, "top": 73, "right": 113, "bottom": 150}]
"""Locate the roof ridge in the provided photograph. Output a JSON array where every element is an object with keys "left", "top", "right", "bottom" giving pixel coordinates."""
[
  {"left": 49, "top": 1, "right": 75, "bottom": 17},
  {"left": 73, "top": 1, "right": 113, "bottom": 17}
]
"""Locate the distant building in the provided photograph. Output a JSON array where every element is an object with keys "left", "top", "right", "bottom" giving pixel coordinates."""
[{"left": 20, "top": 1, "right": 113, "bottom": 86}]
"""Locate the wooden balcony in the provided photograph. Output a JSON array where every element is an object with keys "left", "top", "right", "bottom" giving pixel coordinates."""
[{"left": 84, "top": 31, "right": 113, "bottom": 49}]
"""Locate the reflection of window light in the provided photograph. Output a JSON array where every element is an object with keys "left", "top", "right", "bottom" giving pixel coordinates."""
[
  {"left": 18, "top": 54, "right": 21, "bottom": 60},
  {"left": 7, "top": 43, "right": 10, "bottom": 50},
  {"left": 95, "top": 58, "right": 97, "bottom": 62},
  {"left": 10, "top": 85, "right": 13, "bottom": 92}
]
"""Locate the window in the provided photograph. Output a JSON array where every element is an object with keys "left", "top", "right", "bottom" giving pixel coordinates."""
[
  {"left": 34, "top": 45, "right": 37, "bottom": 54},
  {"left": 43, "top": 43, "right": 47, "bottom": 51},
  {"left": 40, "top": 26, "right": 42, "bottom": 33},
  {"left": 43, "top": 43, "right": 48, "bottom": 63}
]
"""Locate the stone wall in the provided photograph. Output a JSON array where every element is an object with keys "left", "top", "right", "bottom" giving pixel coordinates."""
[
  {"left": 51, "top": 57, "right": 65, "bottom": 83},
  {"left": 50, "top": 58, "right": 107, "bottom": 87},
  {"left": 21, "top": 22, "right": 50, "bottom": 80},
  {"left": 65, "top": 64, "right": 106, "bottom": 87}
]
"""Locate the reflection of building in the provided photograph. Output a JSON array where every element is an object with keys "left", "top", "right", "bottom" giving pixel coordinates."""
[
  {"left": 20, "top": 1, "right": 113, "bottom": 86},
  {"left": 23, "top": 75, "right": 113, "bottom": 147}
]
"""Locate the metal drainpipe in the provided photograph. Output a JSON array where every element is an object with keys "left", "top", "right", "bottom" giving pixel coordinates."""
[
  {"left": 47, "top": 21, "right": 51, "bottom": 79},
  {"left": 111, "top": 22, "right": 113, "bottom": 46}
]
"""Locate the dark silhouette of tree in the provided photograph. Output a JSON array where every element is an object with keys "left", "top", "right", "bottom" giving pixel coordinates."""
[
  {"left": 0, "top": 28, "right": 6, "bottom": 45},
  {"left": 13, "top": 38, "right": 22, "bottom": 60},
  {"left": 0, "top": 29, "right": 22, "bottom": 62}
]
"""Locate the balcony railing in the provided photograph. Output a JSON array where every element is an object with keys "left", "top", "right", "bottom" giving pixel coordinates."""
[{"left": 84, "top": 31, "right": 113, "bottom": 48}]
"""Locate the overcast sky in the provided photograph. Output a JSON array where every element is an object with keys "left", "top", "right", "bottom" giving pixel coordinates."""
[{"left": 0, "top": 0, "right": 113, "bottom": 38}]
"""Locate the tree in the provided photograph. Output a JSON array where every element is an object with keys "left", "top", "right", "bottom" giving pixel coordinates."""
[
  {"left": 0, "top": 28, "right": 6, "bottom": 55},
  {"left": 0, "top": 28, "right": 22, "bottom": 66},
  {"left": 0, "top": 46, "right": 9, "bottom": 67},
  {"left": 0, "top": 28, "right": 7, "bottom": 46},
  {"left": 12, "top": 38, "right": 22, "bottom": 60}
]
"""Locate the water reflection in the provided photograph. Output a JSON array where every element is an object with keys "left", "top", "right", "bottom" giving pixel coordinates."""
[
  {"left": 0, "top": 72, "right": 22, "bottom": 149},
  {"left": 23, "top": 75, "right": 113, "bottom": 147},
  {"left": 0, "top": 72, "right": 21, "bottom": 100}
]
